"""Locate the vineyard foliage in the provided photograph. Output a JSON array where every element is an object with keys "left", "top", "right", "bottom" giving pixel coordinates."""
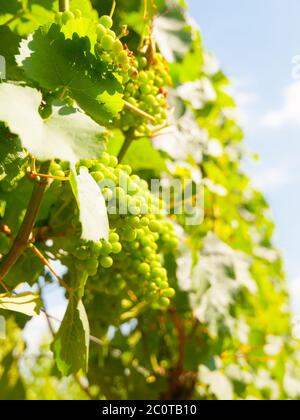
[{"left": 0, "top": 0, "right": 300, "bottom": 400}]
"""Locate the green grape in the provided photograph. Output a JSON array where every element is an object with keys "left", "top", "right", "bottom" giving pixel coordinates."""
[
  {"left": 101, "top": 35, "right": 115, "bottom": 51},
  {"left": 138, "top": 263, "right": 151, "bottom": 275},
  {"left": 54, "top": 12, "right": 62, "bottom": 24},
  {"left": 102, "top": 188, "right": 113, "bottom": 201},
  {"left": 91, "top": 171, "right": 105, "bottom": 183},
  {"left": 99, "top": 15, "right": 113, "bottom": 29},
  {"left": 117, "top": 51, "right": 129, "bottom": 65},
  {"left": 149, "top": 220, "right": 162, "bottom": 233},
  {"left": 139, "top": 57, "right": 148, "bottom": 68},
  {"left": 111, "top": 242, "right": 122, "bottom": 254},
  {"left": 61, "top": 11, "right": 75, "bottom": 24},
  {"left": 100, "top": 256, "right": 113, "bottom": 268},
  {"left": 157, "top": 297, "right": 170, "bottom": 308},
  {"left": 112, "top": 40, "right": 123, "bottom": 55},
  {"left": 123, "top": 228, "right": 137, "bottom": 242},
  {"left": 73, "top": 9, "right": 82, "bottom": 19},
  {"left": 110, "top": 156, "right": 118, "bottom": 168},
  {"left": 109, "top": 232, "right": 120, "bottom": 243},
  {"left": 96, "top": 24, "right": 107, "bottom": 40},
  {"left": 141, "top": 217, "right": 150, "bottom": 227},
  {"left": 162, "top": 288, "right": 176, "bottom": 298},
  {"left": 99, "top": 152, "right": 111, "bottom": 166}
]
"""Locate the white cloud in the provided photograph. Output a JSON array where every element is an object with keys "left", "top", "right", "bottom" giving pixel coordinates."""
[
  {"left": 226, "top": 78, "right": 259, "bottom": 126},
  {"left": 262, "top": 82, "right": 300, "bottom": 128},
  {"left": 251, "top": 167, "right": 290, "bottom": 192}
]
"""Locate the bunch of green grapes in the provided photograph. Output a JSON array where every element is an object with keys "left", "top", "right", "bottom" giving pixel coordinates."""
[
  {"left": 92, "top": 217, "right": 178, "bottom": 310},
  {"left": 49, "top": 152, "right": 178, "bottom": 309},
  {"left": 120, "top": 52, "right": 172, "bottom": 137},
  {"left": 55, "top": 9, "right": 83, "bottom": 25},
  {"left": 61, "top": 231, "right": 122, "bottom": 277},
  {"left": 94, "top": 16, "right": 132, "bottom": 75}
]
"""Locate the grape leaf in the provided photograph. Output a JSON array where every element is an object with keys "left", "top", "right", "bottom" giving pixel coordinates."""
[
  {"left": 0, "top": 125, "right": 27, "bottom": 189},
  {"left": 70, "top": 167, "right": 109, "bottom": 242},
  {"left": 17, "top": 24, "right": 124, "bottom": 125},
  {"left": 153, "top": 3, "right": 193, "bottom": 62},
  {"left": 199, "top": 366, "right": 234, "bottom": 401},
  {"left": 0, "top": 26, "right": 23, "bottom": 81},
  {"left": 10, "top": 2, "right": 55, "bottom": 37},
  {"left": 153, "top": 91, "right": 208, "bottom": 163},
  {"left": 0, "top": 83, "right": 106, "bottom": 163},
  {"left": 0, "top": 292, "right": 41, "bottom": 316},
  {"left": 52, "top": 298, "right": 90, "bottom": 376},
  {"left": 115, "top": 138, "right": 167, "bottom": 174}
]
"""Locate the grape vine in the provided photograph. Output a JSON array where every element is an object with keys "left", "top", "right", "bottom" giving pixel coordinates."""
[{"left": 0, "top": 0, "right": 299, "bottom": 401}]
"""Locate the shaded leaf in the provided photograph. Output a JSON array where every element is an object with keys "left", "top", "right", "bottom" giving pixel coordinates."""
[
  {"left": 52, "top": 298, "right": 90, "bottom": 376},
  {"left": 0, "top": 292, "right": 41, "bottom": 316},
  {"left": 17, "top": 24, "right": 124, "bottom": 125}
]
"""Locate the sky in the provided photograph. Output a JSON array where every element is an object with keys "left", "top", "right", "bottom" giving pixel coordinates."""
[
  {"left": 188, "top": 0, "right": 300, "bottom": 313},
  {"left": 23, "top": 0, "right": 300, "bottom": 349}
]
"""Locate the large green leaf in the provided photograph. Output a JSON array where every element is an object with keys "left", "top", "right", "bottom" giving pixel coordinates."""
[
  {"left": 153, "top": 2, "right": 193, "bottom": 62},
  {"left": 122, "top": 138, "right": 167, "bottom": 174},
  {"left": 17, "top": 24, "right": 124, "bottom": 125},
  {"left": 0, "top": 83, "right": 106, "bottom": 162},
  {"left": 0, "top": 125, "right": 27, "bottom": 189},
  {"left": 52, "top": 298, "right": 90, "bottom": 376},
  {"left": 0, "top": 26, "right": 23, "bottom": 80},
  {"left": 0, "top": 292, "right": 41, "bottom": 316},
  {"left": 70, "top": 167, "right": 109, "bottom": 242}
]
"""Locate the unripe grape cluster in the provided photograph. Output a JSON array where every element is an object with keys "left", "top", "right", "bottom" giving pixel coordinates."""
[
  {"left": 49, "top": 151, "right": 178, "bottom": 310},
  {"left": 120, "top": 52, "right": 172, "bottom": 136},
  {"left": 64, "top": 230, "right": 123, "bottom": 277},
  {"left": 88, "top": 211, "right": 178, "bottom": 309},
  {"left": 55, "top": 9, "right": 82, "bottom": 25},
  {"left": 95, "top": 16, "right": 132, "bottom": 75}
]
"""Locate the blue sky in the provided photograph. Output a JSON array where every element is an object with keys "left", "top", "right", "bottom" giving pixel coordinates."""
[{"left": 188, "top": 0, "right": 300, "bottom": 311}]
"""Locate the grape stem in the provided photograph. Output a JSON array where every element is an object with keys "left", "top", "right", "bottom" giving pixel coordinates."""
[
  {"left": 3, "top": 10, "right": 26, "bottom": 26},
  {"left": 117, "top": 135, "right": 134, "bottom": 163},
  {"left": 0, "top": 161, "right": 51, "bottom": 284},
  {"left": 30, "top": 171, "right": 69, "bottom": 182},
  {"left": 59, "top": 0, "right": 69, "bottom": 12},
  {"left": 30, "top": 244, "right": 71, "bottom": 292},
  {"left": 0, "top": 278, "right": 11, "bottom": 293},
  {"left": 110, "top": 0, "right": 117, "bottom": 18},
  {"left": 124, "top": 100, "right": 155, "bottom": 122}
]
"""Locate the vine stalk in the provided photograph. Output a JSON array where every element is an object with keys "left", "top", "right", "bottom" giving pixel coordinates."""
[
  {"left": 59, "top": 0, "right": 69, "bottom": 12},
  {"left": 117, "top": 136, "right": 134, "bottom": 163},
  {"left": 0, "top": 161, "right": 51, "bottom": 285}
]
